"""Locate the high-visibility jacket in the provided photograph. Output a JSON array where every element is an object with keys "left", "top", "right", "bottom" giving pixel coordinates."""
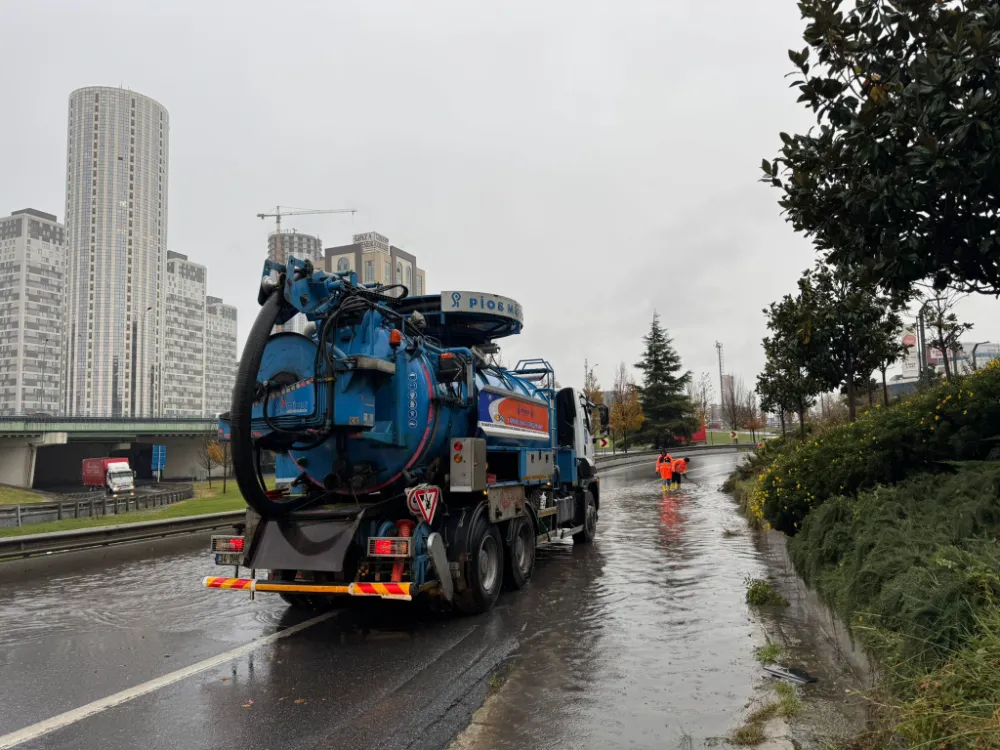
[
  {"left": 672, "top": 458, "right": 688, "bottom": 474},
  {"left": 656, "top": 454, "right": 673, "bottom": 479}
]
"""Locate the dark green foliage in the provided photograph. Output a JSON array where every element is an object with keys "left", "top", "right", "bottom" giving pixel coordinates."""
[
  {"left": 744, "top": 576, "right": 790, "bottom": 607},
  {"left": 763, "top": 0, "right": 1000, "bottom": 295},
  {"left": 758, "top": 292, "right": 817, "bottom": 436},
  {"left": 790, "top": 462, "right": 1000, "bottom": 667},
  {"left": 757, "top": 362, "right": 1000, "bottom": 533},
  {"left": 635, "top": 311, "right": 696, "bottom": 445}
]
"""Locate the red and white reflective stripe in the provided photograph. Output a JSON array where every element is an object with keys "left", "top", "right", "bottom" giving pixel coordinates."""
[
  {"left": 203, "top": 577, "right": 255, "bottom": 591},
  {"left": 349, "top": 582, "right": 411, "bottom": 599}
]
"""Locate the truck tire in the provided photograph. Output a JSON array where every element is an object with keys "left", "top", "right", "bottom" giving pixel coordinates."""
[
  {"left": 453, "top": 514, "right": 504, "bottom": 616},
  {"left": 503, "top": 516, "right": 535, "bottom": 590},
  {"left": 573, "top": 489, "right": 598, "bottom": 544}
]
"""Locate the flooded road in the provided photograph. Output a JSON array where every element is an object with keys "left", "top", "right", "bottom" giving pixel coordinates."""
[
  {"left": 0, "top": 452, "right": 776, "bottom": 750},
  {"left": 457, "top": 452, "right": 769, "bottom": 749}
]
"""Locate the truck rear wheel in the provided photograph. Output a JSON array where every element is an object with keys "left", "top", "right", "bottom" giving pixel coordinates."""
[
  {"left": 573, "top": 490, "right": 598, "bottom": 544},
  {"left": 503, "top": 516, "right": 535, "bottom": 590},
  {"left": 454, "top": 515, "right": 504, "bottom": 616}
]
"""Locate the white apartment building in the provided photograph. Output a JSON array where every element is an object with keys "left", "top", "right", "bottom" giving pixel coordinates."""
[
  {"left": 161, "top": 251, "right": 206, "bottom": 417},
  {"left": 0, "top": 209, "right": 65, "bottom": 415},
  {"left": 205, "top": 295, "right": 237, "bottom": 417},
  {"left": 63, "top": 86, "right": 169, "bottom": 416}
]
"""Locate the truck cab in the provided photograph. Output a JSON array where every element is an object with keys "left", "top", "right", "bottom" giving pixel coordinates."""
[{"left": 106, "top": 463, "right": 136, "bottom": 495}]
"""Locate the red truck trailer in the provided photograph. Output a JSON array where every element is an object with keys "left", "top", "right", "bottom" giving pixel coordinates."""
[{"left": 82, "top": 458, "right": 136, "bottom": 496}]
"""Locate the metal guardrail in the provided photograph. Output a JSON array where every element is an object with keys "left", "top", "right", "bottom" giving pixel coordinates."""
[
  {"left": 0, "top": 511, "right": 244, "bottom": 561},
  {"left": 0, "top": 485, "right": 195, "bottom": 529}
]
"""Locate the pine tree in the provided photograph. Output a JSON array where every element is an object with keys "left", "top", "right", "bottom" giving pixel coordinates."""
[{"left": 635, "top": 312, "right": 695, "bottom": 446}]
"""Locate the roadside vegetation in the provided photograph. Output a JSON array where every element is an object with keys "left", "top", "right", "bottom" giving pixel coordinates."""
[
  {"left": 0, "top": 477, "right": 267, "bottom": 538},
  {"left": 731, "top": 365, "right": 1000, "bottom": 747},
  {"left": 744, "top": 576, "right": 789, "bottom": 608},
  {"left": 731, "top": 680, "right": 802, "bottom": 747},
  {"left": 0, "top": 492, "right": 247, "bottom": 538},
  {"left": 0, "top": 485, "right": 46, "bottom": 505}
]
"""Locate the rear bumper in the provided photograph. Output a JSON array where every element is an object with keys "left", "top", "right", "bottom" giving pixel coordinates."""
[{"left": 202, "top": 577, "right": 414, "bottom": 601}]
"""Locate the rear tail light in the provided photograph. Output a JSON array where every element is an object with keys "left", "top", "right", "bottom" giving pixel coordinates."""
[
  {"left": 211, "top": 536, "right": 245, "bottom": 554},
  {"left": 367, "top": 537, "right": 411, "bottom": 557}
]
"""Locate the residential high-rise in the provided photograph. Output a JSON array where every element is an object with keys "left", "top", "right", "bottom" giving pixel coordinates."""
[
  {"left": 267, "top": 230, "right": 323, "bottom": 268},
  {"left": 0, "top": 209, "right": 66, "bottom": 415},
  {"left": 268, "top": 230, "right": 322, "bottom": 333},
  {"left": 205, "top": 295, "right": 237, "bottom": 417},
  {"left": 161, "top": 251, "right": 205, "bottom": 417},
  {"left": 325, "top": 231, "right": 427, "bottom": 296},
  {"left": 63, "top": 87, "right": 169, "bottom": 416}
]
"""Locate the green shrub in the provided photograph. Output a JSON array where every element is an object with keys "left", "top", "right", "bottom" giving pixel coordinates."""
[
  {"left": 758, "top": 362, "right": 1000, "bottom": 533},
  {"left": 745, "top": 576, "right": 789, "bottom": 607},
  {"left": 789, "top": 462, "right": 1000, "bottom": 666}
]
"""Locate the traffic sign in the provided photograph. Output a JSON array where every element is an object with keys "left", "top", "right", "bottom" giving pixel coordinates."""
[
  {"left": 405, "top": 485, "right": 441, "bottom": 524},
  {"left": 152, "top": 444, "right": 167, "bottom": 471},
  {"left": 596, "top": 436, "right": 610, "bottom": 449}
]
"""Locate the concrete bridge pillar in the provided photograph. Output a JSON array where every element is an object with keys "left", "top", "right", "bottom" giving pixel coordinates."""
[
  {"left": 0, "top": 433, "right": 66, "bottom": 488},
  {"left": 0, "top": 441, "right": 36, "bottom": 489}
]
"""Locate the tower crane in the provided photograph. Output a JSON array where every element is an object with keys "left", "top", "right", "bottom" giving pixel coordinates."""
[{"left": 257, "top": 206, "right": 357, "bottom": 266}]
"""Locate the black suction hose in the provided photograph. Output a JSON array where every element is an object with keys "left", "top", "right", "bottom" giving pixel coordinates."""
[{"left": 231, "top": 291, "right": 316, "bottom": 518}]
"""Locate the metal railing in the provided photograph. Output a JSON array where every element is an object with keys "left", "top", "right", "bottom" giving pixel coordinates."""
[
  {"left": 0, "top": 511, "right": 243, "bottom": 561},
  {"left": 0, "top": 485, "right": 194, "bottom": 529}
]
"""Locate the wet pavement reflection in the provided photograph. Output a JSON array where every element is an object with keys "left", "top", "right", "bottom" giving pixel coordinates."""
[{"left": 461, "top": 454, "right": 768, "bottom": 749}]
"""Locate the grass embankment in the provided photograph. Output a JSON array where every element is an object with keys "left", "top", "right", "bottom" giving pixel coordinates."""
[
  {"left": 0, "top": 485, "right": 46, "bottom": 505},
  {"left": 729, "top": 361, "right": 1000, "bottom": 748},
  {"left": 0, "top": 478, "right": 261, "bottom": 539}
]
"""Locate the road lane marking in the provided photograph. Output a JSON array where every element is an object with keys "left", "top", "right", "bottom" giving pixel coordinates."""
[{"left": 0, "top": 611, "right": 336, "bottom": 750}]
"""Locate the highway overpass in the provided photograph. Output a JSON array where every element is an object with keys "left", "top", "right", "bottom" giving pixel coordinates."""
[{"left": 0, "top": 417, "right": 218, "bottom": 489}]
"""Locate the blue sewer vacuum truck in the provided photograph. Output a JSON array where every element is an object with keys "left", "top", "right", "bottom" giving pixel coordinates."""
[{"left": 204, "top": 256, "right": 608, "bottom": 615}]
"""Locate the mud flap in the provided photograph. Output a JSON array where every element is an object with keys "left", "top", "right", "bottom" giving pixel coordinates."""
[
  {"left": 247, "top": 516, "right": 362, "bottom": 573},
  {"left": 427, "top": 531, "right": 453, "bottom": 601}
]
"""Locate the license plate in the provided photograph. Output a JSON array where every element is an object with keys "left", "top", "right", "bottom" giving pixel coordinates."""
[{"left": 215, "top": 553, "right": 241, "bottom": 566}]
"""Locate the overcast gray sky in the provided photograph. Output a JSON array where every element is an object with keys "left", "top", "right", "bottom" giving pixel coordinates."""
[{"left": 4, "top": 0, "right": 997, "bottom": 400}]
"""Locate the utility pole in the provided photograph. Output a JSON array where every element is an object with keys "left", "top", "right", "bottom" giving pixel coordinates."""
[{"left": 714, "top": 341, "right": 724, "bottom": 422}]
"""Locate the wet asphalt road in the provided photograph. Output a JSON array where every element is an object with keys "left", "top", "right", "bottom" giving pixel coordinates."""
[{"left": 0, "top": 453, "right": 768, "bottom": 750}]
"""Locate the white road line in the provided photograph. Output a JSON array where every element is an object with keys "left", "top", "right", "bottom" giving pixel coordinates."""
[{"left": 0, "top": 611, "right": 336, "bottom": 750}]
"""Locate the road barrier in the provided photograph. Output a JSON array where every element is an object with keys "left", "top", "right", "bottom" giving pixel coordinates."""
[
  {"left": 0, "top": 485, "right": 195, "bottom": 529},
  {"left": 0, "top": 444, "right": 754, "bottom": 560},
  {"left": 0, "top": 511, "right": 244, "bottom": 561}
]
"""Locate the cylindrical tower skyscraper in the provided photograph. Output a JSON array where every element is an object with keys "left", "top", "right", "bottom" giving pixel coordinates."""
[{"left": 63, "top": 87, "right": 169, "bottom": 416}]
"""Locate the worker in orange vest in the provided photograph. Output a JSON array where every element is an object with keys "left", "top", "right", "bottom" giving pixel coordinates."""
[
  {"left": 656, "top": 449, "right": 674, "bottom": 491},
  {"left": 671, "top": 456, "right": 689, "bottom": 490}
]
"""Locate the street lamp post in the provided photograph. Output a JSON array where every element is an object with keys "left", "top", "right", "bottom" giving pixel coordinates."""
[{"left": 971, "top": 341, "right": 991, "bottom": 371}]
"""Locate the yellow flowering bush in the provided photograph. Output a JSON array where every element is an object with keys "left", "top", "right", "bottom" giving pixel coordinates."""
[{"left": 755, "top": 364, "right": 1000, "bottom": 534}]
